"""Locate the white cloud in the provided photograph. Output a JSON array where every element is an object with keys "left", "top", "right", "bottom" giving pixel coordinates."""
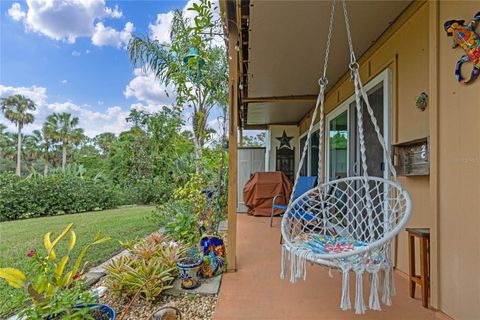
[
  {"left": 149, "top": 0, "right": 223, "bottom": 47},
  {"left": 91, "top": 22, "right": 134, "bottom": 48},
  {"left": 104, "top": 5, "right": 122, "bottom": 19},
  {"left": 0, "top": 85, "right": 131, "bottom": 137},
  {"left": 61, "top": 80, "right": 68, "bottom": 84},
  {"left": 71, "top": 51, "right": 81, "bottom": 57},
  {"left": 8, "top": 2, "right": 26, "bottom": 21},
  {"left": 124, "top": 68, "right": 176, "bottom": 108},
  {"left": 86, "top": 49, "right": 91, "bottom": 54},
  {"left": 0, "top": 85, "right": 47, "bottom": 108},
  {"left": 8, "top": 0, "right": 131, "bottom": 48},
  {"left": 45, "top": 102, "right": 130, "bottom": 136},
  {"left": 149, "top": 11, "right": 174, "bottom": 44},
  {"left": 23, "top": 0, "right": 106, "bottom": 43}
]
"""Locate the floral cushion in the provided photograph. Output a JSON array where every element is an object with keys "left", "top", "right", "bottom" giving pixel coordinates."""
[{"left": 292, "top": 233, "right": 369, "bottom": 255}]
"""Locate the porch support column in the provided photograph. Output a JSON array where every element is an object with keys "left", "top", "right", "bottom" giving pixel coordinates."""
[
  {"left": 428, "top": 0, "right": 439, "bottom": 309},
  {"left": 226, "top": 29, "right": 239, "bottom": 272}
]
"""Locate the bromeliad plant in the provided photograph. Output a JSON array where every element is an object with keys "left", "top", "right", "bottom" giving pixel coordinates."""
[
  {"left": 0, "top": 224, "right": 110, "bottom": 319},
  {"left": 105, "top": 233, "right": 183, "bottom": 303}
]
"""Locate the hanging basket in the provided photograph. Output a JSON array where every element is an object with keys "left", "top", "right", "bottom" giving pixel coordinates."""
[
  {"left": 279, "top": 0, "right": 412, "bottom": 313},
  {"left": 281, "top": 176, "right": 411, "bottom": 266}
]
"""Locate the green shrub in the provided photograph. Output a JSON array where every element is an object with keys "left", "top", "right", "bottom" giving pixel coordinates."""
[{"left": 0, "top": 173, "right": 121, "bottom": 221}]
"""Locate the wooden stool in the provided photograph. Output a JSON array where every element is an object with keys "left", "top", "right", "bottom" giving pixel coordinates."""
[{"left": 406, "top": 228, "right": 430, "bottom": 308}]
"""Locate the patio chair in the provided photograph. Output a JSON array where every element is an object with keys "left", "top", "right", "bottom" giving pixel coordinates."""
[{"left": 270, "top": 176, "right": 317, "bottom": 227}]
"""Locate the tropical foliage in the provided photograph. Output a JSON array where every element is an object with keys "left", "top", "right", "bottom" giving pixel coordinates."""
[
  {"left": 0, "top": 172, "right": 121, "bottom": 221},
  {"left": 104, "top": 233, "right": 182, "bottom": 302},
  {"left": 128, "top": 0, "right": 228, "bottom": 174},
  {"left": 0, "top": 224, "right": 109, "bottom": 319},
  {"left": 0, "top": 94, "right": 36, "bottom": 176}
]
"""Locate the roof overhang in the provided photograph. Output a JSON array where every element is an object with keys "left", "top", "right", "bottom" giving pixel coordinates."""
[{"left": 224, "top": 0, "right": 413, "bottom": 129}]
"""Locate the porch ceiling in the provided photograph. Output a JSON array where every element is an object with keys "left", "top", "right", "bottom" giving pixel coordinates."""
[{"left": 244, "top": 0, "right": 412, "bottom": 127}]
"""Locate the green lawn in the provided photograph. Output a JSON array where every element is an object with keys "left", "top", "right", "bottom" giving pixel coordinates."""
[{"left": 0, "top": 206, "right": 159, "bottom": 316}]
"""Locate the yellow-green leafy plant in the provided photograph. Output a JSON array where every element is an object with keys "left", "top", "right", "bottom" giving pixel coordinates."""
[
  {"left": 0, "top": 223, "right": 110, "bottom": 319},
  {"left": 158, "top": 241, "right": 187, "bottom": 274},
  {"left": 172, "top": 173, "right": 207, "bottom": 216},
  {"left": 105, "top": 254, "right": 175, "bottom": 302},
  {"left": 105, "top": 235, "right": 179, "bottom": 302}
]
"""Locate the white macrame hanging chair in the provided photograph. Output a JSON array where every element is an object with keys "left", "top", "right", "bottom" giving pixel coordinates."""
[{"left": 280, "top": 0, "right": 412, "bottom": 314}]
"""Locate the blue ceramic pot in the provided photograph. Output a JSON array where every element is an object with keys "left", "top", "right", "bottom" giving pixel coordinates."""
[
  {"left": 76, "top": 304, "right": 116, "bottom": 319},
  {"left": 177, "top": 257, "right": 203, "bottom": 290}
]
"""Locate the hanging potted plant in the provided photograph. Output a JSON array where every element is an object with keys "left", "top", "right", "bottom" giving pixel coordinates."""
[{"left": 0, "top": 224, "right": 115, "bottom": 319}]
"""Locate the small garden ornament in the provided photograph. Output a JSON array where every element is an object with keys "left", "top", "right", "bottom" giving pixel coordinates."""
[
  {"left": 198, "top": 227, "right": 226, "bottom": 278},
  {"left": 444, "top": 11, "right": 480, "bottom": 84}
]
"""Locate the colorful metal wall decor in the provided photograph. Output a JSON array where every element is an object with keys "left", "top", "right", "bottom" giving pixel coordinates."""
[{"left": 444, "top": 12, "right": 480, "bottom": 84}]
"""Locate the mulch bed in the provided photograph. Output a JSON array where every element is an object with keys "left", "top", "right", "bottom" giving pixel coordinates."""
[{"left": 95, "top": 278, "right": 217, "bottom": 320}]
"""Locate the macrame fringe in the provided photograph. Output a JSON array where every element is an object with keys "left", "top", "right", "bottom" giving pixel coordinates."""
[
  {"left": 354, "top": 269, "right": 366, "bottom": 314},
  {"left": 290, "top": 248, "right": 296, "bottom": 283},
  {"left": 368, "top": 271, "right": 381, "bottom": 311},
  {"left": 340, "top": 269, "right": 351, "bottom": 310},
  {"left": 281, "top": 247, "right": 310, "bottom": 284},
  {"left": 295, "top": 249, "right": 309, "bottom": 281},
  {"left": 382, "top": 267, "right": 393, "bottom": 306},
  {"left": 280, "top": 245, "right": 287, "bottom": 279}
]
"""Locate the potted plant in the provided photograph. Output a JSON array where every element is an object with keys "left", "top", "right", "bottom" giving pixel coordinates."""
[
  {"left": 177, "top": 248, "right": 203, "bottom": 290},
  {"left": 0, "top": 224, "right": 115, "bottom": 319}
]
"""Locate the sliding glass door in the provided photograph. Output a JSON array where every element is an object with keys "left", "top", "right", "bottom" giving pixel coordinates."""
[{"left": 327, "top": 108, "right": 349, "bottom": 181}]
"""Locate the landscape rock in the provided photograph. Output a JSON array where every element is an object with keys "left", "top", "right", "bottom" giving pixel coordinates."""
[{"left": 151, "top": 302, "right": 180, "bottom": 320}]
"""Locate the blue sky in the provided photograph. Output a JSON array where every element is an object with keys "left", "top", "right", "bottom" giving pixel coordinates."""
[{"left": 0, "top": 0, "right": 220, "bottom": 137}]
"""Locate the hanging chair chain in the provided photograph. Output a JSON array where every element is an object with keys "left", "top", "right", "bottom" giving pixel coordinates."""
[
  {"left": 317, "top": 0, "right": 336, "bottom": 186},
  {"left": 342, "top": 0, "right": 358, "bottom": 69},
  {"left": 287, "top": 0, "right": 337, "bottom": 206},
  {"left": 288, "top": 0, "right": 399, "bottom": 211}
]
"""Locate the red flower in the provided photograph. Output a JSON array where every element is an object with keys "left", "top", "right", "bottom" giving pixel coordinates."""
[
  {"left": 27, "top": 249, "right": 35, "bottom": 258},
  {"left": 72, "top": 273, "right": 80, "bottom": 280}
]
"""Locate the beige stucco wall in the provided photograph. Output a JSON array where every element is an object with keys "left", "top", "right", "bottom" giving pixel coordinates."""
[
  {"left": 296, "top": 1, "right": 480, "bottom": 318},
  {"left": 299, "top": 1, "right": 432, "bottom": 275},
  {"left": 438, "top": 2, "right": 480, "bottom": 319}
]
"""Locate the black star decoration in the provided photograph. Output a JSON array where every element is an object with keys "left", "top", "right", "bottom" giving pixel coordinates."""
[{"left": 276, "top": 130, "right": 293, "bottom": 150}]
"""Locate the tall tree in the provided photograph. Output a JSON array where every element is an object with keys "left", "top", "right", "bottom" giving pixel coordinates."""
[
  {"left": 94, "top": 132, "right": 117, "bottom": 156},
  {"left": 44, "top": 112, "right": 84, "bottom": 171},
  {"left": 32, "top": 127, "right": 53, "bottom": 175},
  {"left": 127, "top": 0, "right": 228, "bottom": 174},
  {"left": 0, "top": 94, "right": 36, "bottom": 176}
]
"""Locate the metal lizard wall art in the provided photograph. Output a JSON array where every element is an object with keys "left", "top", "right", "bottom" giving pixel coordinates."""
[{"left": 444, "top": 12, "right": 480, "bottom": 84}]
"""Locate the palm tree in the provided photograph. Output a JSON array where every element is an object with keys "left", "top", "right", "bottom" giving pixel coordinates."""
[
  {"left": 0, "top": 127, "right": 16, "bottom": 160},
  {"left": 127, "top": 9, "right": 228, "bottom": 174},
  {"left": 44, "top": 112, "right": 84, "bottom": 171},
  {"left": 32, "top": 127, "right": 53, "bottom": 175},
  {"left": 22, "top": 134, "right": 40, "bottom": 162},
  {"left": 0, "top": 94, "right": 36, "bottom": 176},
  {"left": 94, "top": 132, "right": 117, "bottom": 156}
]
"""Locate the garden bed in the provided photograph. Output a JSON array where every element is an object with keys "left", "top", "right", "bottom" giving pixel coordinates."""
[
  {"left": 88, "top": 225, "right": 228, "bottom": 319},
  {"left": 96, "top": 278, "right": 218, "bottom": 320}
]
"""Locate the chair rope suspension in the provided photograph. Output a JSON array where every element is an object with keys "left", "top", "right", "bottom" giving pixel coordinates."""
[{"left": 280, "top": 0, "right": 411, "bottom": 314}]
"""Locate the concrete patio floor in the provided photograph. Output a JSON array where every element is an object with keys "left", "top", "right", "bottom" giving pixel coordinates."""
[{"left": 214, "top": 214, "right": 446, "bottom": 320}]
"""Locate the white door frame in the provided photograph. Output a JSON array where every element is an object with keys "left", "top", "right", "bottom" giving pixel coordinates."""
[
  {"left": 326, "top": 103, "right": 350, "bottom": 181},
  {"left": 326, "top": 68, "right": 391, "bottom": 180},
  {"left": 298, "top": 68, "right": 391, "bottom": 180}
]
